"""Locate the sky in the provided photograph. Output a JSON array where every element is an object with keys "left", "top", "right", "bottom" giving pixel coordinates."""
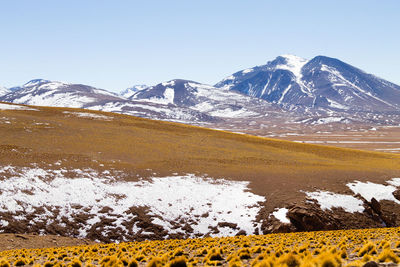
[{"left": 0, "top": 0, "right": 399, "bottom": 93}]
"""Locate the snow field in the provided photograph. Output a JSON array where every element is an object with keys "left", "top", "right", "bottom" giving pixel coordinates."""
[{"left": 0, "top": 166, "right": 265, "bottom": 239}]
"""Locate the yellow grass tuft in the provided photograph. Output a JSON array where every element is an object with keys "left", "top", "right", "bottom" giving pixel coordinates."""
[{"left": 377, "top": 248, "right": 400, "bottom": 263}]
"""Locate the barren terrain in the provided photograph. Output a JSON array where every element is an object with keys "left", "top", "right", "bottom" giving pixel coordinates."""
[
  {"left": 0, "top": 233, "right": 94, "bottom": 251},
  {"left": 1, "top": 102, "right": 400, "bottom": 243}
]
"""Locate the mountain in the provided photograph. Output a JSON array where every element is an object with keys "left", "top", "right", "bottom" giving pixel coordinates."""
[
  {"left": 0, "top": 78, "right": 285, "bottom": 124},
  {"left": 215, "top": 55, "right": 400, "bottom": 112},
  {"left": 89, "top": 79, "right": 284, "bottom": 124},
  {"left": 0, "top": 79, "right": 121, "bottom": 108},
  {"left": 120, "top": 84, "right": 148, "bottom": 98},
  {"left": 129, "top": 79, "right": 277, "bottom": 117}
]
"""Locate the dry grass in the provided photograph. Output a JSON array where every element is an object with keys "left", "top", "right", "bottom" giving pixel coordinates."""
[{"left": 1, "top": 227, "right": 400, "bottom": 266}]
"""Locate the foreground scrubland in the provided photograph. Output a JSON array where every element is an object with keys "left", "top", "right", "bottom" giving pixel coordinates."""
[{"left": 1, "top": 227, "right": 400, "bottom": 266}]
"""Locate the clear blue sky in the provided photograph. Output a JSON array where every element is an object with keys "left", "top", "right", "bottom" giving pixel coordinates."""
[{"left": 1, "top": 0, "right": 399, "bottom": 92}]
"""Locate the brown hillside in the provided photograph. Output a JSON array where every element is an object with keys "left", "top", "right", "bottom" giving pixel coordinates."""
[
  {"left": 1, "top": 103, "right": 400, "bottom": 240},
  {"left": 1, "top": 103, "right": 400, "bottom": 206}
]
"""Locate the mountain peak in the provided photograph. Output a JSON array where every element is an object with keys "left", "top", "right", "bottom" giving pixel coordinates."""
[
  {"left": 23, "top": 79, "right": 50, "bottom": 87},
  {"left": 280, "top": 54, "right": 307, "bottom": 62},
  {"left": 161, "top": 79, "right": 198, "bottom": 86},
  {"left": 120, "top": 84, "right": 148, "bottom": 98},
  {"left": 274, "top": 55, "right": 309, "bottom": 77}
]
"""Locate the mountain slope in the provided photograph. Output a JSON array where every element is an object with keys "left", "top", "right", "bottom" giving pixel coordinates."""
[
  {"left": 1, "top": 103, "right": 400, "bottom": 242},
  {"left": 216, "top": 55, "right": 400, "bottom": 112},
  {"left": 0, "top": 79, "right": 121, "bottom": 108}
]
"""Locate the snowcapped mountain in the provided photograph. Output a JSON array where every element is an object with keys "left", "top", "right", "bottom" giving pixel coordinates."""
[
  {"left": 0, "top": 79, "right": 121, "bottom": 108},
  {"left": 120, "top": 84, "right": 148, "bottom": 98},
  {"left": 0, "top": 78, "right": 283, "bottom": 124},
  {"left": 128, "top": 79, "right": 278, "bottom": 118},
  {"left": 216, "top": 55, "right": 400, "bottom": 112},
  {"left": 88, "top": 79, "right": 281, "bottom": 123}
]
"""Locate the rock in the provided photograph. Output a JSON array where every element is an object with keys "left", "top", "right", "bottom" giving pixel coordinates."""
[
  {"left": 381, "top": 212, "right": 397, "bottom": 227},
  {"left": 363, "top": 205, "right": 374, "bottom": 216},
  {"left": 366, "top": 198, "right": 397, "bottom": 227},
  {"left": 287, "top": 205, "right": 340, "bottom": 231},
  {"left": 217, "top": 222, "right": 239, "bottom": 230},
  {"left": 393, "top": 189, "right": 400, "bottom": 201},
  {"left": 371, "top": 214, "right": 382, "bottom": 223},
  {"left": 269, "top": 222, "right": 295, "bottom": 233},
  {"left": 235, "top": 230, "right": 247, "bottom": 236},
  {"left": 362, "top": 261, "right": 378, "bottom": 267},
  {"left": 370, "top": 198, "right": 382, "bottom": 215}
]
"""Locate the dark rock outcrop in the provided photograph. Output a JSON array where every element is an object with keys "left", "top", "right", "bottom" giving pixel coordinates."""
[
  {"left": 393, "top": 189, "right": 400, "bottom": 201},
  {"left": 370, "top": 197, "right": 382, "bottom": 215},
  {"left": 286, "top": 205, "right": 340, "bottom": 231}
]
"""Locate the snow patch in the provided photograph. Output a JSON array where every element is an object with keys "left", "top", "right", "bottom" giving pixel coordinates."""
[
  {"left": 0, "top": 103, "right": 37, "bottom": 111},
  {"left": 242, "top": 68, "right": 254, "bottom": 74},
  {"left": 347, "top": 181, "right": 400, "bottom": 204},
  {"left": 163, "top": 88, "right": 175, "bottom": 104},
  {"left": 272, "top": 208, "right": 290, "bottom": 223},
  {"left": 63, "top": 111, "right": 113, "bottom": 120},
  {"left": 305, "top": 190, "right": 364, "bottom": 213},
  {"left": 161, "top": 80, "right": 176, "bottom": 87},
  {"left": 276, "top": 55, "right": 311, "bottom": 95},
  {"left": 312, "top": 117, "right": 348, "bottom": 125},
  {"left": 387, "top": 178, "right": 400, "bottom": 186},
  {"left": 209, "top": 108, "right": 258, "bottom": 118},
  {"left": 277, "top": 55, "right": 308, "bottom": 78},
  {"left": 120, "top": 85, "right": 148, "bottom": 98},
  {"left": 328, "top": 99, "right": 349, "bottom": 110}
]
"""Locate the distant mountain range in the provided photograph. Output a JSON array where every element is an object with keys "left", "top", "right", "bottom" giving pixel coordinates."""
[
  {"left": 1, "top": 55, "right": 400, "bottom": 126},
  {"left": 0, "top": 78, "right": 281, "bottom": 124}
]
